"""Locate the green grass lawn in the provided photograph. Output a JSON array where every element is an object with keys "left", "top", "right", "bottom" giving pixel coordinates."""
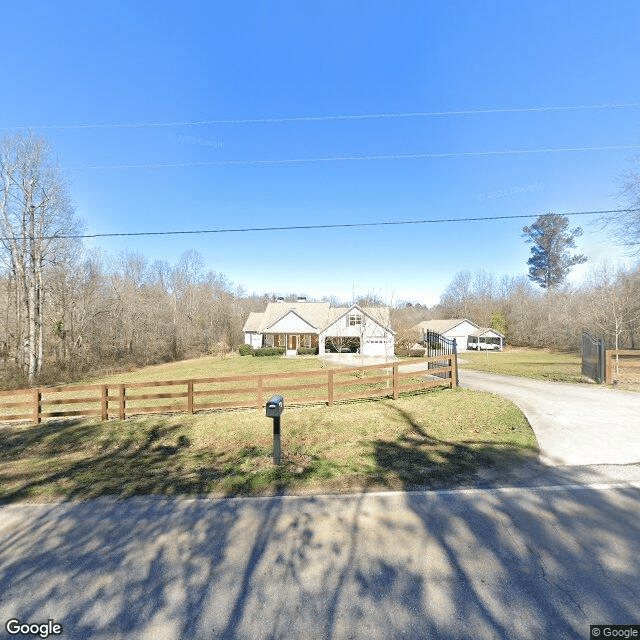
[
  {"left": 0, "top": 354, "right": 540, "bottom": 502},
  {"left": 459, "top": 348, "right": 583, "bottom": 382},
  {"left": 0, "top": 391, "right": 537, "bottom": 503}
]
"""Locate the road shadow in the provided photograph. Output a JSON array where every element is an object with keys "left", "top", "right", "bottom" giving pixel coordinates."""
[
  {"left": 1, "top": 477, "right": 639, "bottom": 638},
  {"left": 1, "top": 410, "right": 639, "bottom": 638}
]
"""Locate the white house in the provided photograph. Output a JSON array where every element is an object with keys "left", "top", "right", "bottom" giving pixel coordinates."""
[
  {"left": 243, "top": 301, "right": 395, "bottom": 357},
  {"left": 412, "top": 319, "right": 505, "bottom": 351},
  {"left": 412, "top": 319, "right": 481, "bottom": 352}
]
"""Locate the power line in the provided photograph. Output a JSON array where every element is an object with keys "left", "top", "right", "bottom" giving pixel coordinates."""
[
  {"left": 74, "top": 144, "right": 640, "bottom": 170},
  {"left": 10, "top": 102, "right": 640, "bottom": 130},
  {"left": 8, "top": 208, "right": 637, "bottom": 241}
]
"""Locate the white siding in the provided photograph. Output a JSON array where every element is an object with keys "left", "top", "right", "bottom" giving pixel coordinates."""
[
  {"left": 442, "top": 321, "right": 479, "bottom": 351},
  {"left": 445, "top": 333, "right": 469, "bottom": 351},
  {"left": 322, "top": 306, "right": 395, "bottom": 356},
  {"left": 245, "top": 332, "right": 262, "bottom": 349}
]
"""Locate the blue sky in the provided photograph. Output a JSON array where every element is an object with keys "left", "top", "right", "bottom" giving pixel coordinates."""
[{"left": 2, "top": 1, "right": 640, "bottom": 305}]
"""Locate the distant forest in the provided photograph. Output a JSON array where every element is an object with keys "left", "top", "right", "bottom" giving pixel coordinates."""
[
  {"left": 2, "top": 245, "right": 639, "bottom": 388},
  {"left": 2, "top": 132, "right": 639, "bottom": 388}
]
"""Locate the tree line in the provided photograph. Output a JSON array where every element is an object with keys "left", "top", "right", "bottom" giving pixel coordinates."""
[
  {"left": 1, "top": 131, "right": 639, "bottom": 387},
  {"left": 424, "top": 264, "right": 640, "bottom": 351},
  {"left": 1, "top": 243, "right": 269, "bottom": 386}
]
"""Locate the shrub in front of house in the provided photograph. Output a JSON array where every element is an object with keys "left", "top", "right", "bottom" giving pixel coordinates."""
[
  {"left": 297, "top": 347, "right": 318, "bottom": 355},
  {"left": 253, "top": 347, "right": 286, "bottom": 357},
  {"left": 238, "top": 344, "right": 254, "bottom": 356}
]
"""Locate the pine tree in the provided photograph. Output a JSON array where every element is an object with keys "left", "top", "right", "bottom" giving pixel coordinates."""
[{"left": 522, "top": 213, "right": 587, "bottom": 289}]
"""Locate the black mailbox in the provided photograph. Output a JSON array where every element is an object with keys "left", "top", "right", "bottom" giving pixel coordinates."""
[{"left": 266, "top": 395, "right": 284, "bottom": 418}]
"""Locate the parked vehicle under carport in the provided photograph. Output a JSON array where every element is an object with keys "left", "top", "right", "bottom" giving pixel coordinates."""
[
  {"left": 324, "top": 336, "right": 361, "bottom": 353},
  {"left": 468, "top": 341, "right": 502, "bottom": 351}
]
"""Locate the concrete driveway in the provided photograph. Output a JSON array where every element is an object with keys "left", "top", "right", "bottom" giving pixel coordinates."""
[{"left": 459, "top": 370, "right": 640, "bottom": 466}]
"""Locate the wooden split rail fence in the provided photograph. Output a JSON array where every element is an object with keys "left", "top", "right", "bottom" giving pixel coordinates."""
[
  {"left": 605, "top": 349, "right": 640, "bottom": 385},
  {"left": 0, "top": 355, "right": 457, "bottom": 425}
]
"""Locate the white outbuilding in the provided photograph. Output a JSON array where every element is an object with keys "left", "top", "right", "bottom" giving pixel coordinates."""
[{"left": 412, "top": 319, "right": 481, "bottom": 352}]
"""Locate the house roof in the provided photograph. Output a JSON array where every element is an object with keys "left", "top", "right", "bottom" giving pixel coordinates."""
[
  {"left": 469, "top": 327, "right": 505, "bottom": 338},
  {"left": 412, "top": 318, "right": 480, "bottom": 334},
  {"left": 243, "top": 302, "right": 393, "bottom": 334},
  {"left": 266, "top": 307, "right": 320, "bottom": 331},
  {"left": 324, "top": 304, "right": 395, "bottom": 334},
  {"left": 263, "top": 302, "right": 331, "bottom": 330},
  {"left": 243, "top": 312, "right": 264, "bottom": 332},
  {"left": 242, "top": 302, "right": 331, "bottom": 333}
]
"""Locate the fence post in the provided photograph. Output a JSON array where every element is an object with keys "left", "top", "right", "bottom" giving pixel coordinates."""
[
  {"left": 33, "top": 388, "right": 41, "bottom": 425},
  {"left": 118, "top": 384, "right": 126, "bottom": 421},
  {"left": 101, "top": 385, "right": 108, "bottom": 421},
  {"left": 187, "top": 380, "right": 194, "bottom": 414},
  {"left": 450, "top": 354, "right": 458, "bottom": 388},
  {"left": 605, "top": 350, "right": 612, "bottom": 384},
  {"left": 452, "top": 339, "right": 459, "bottom": 387},
  {"left": 328, "top": 370, "right": 334, "bottom": 406},
  {"left": 256, "top": 375, "right": 263, "bottom": 410},
  {"left": 393, "top": 363, "right": 399, "bottom": 400}
]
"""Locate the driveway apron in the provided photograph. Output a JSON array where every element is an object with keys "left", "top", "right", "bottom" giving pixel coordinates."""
[{"left": 459, "top": 369, "right": 640, "bottom": 465}]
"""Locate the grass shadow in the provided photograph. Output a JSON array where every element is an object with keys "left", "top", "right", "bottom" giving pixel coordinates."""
[{"left": 371, "top": 405, "right": 542, "bottom": 491}]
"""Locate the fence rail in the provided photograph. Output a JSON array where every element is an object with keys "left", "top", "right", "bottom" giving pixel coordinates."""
[
  {"left": 0, "top": 355, "right": 457, "bottom": 425},
  {"left": 605, "top": 350, "right": 640, "bottom": 385}
]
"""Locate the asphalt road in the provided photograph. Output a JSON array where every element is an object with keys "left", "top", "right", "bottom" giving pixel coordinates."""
[
  {"left": 1, "top": 485, "right": 639, "bottom": 640},
  {"left": 459, "top": 369, "right": 640, "bottom": 465},
  {"left": 2, "top": 367, "right": 639, "bottom": 639}
]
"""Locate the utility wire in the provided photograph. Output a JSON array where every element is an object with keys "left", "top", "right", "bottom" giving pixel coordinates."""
[
  {"left": 6, "top": 208, "right": 638, "bottom": 241},
  {"left": 73, "top": 144, "right": 640, "bottom": 170},
  {"left": 10, "top": 102, "right": 640, "bottom": 130}
]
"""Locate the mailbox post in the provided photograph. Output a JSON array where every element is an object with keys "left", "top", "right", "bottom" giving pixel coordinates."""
[{"left": 265, "top": 395, "right": 284, "bottom": 465}]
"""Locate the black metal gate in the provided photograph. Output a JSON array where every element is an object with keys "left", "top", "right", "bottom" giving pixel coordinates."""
[
  {"left": 581, "top": 331, "right": 605, "bottom": 383},
  {"left": 424, "top": 330, "right": 458, "bottom": 385}
]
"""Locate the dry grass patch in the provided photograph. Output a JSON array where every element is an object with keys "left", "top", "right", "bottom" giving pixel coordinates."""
[{"left": 81, "top": 354, "right": 325, "bottom": 385}]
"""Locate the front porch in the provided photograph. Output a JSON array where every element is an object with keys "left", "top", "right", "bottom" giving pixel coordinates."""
[{"left": 263, "top": 333, "right": 319, "bottom": 355}]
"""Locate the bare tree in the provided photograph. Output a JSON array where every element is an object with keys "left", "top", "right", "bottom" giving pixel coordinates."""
[
  {"left": 608, "top": 166, "right": 640, "bottom": 252},
  {"left": 0, "top": 132, "right": 82, "bottom": 384},
  {"left": 586, "top": 263, "right": 640, "bottom": 358},
  {"left": 437, "top": 270, "right": 474, "bottom": 318}
]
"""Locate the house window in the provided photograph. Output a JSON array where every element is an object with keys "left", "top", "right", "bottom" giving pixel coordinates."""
[
  {"left": 276, "top": 334, "right": 286, "bottom": 347},
  {"left": 348, "top": 314, "right": 362, "bottom": 326},
  {"left": 303, "top": 334, "right": 312, "bottom": 348}
]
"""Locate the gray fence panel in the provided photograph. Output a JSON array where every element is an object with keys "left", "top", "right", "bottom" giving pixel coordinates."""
[
  {"left": 424, "top": 331, "right": 457, "bottom": 383},
  {"left": 581, "top": 331, "right": 605, "bottom": 383}
]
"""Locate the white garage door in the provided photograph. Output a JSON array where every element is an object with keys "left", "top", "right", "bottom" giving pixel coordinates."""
[
  {"left": 363, "top": 338, "right": 387, "bottom": 356},
  {"left": 447, "top": 333, "right": 469, "bottom": 351}
]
